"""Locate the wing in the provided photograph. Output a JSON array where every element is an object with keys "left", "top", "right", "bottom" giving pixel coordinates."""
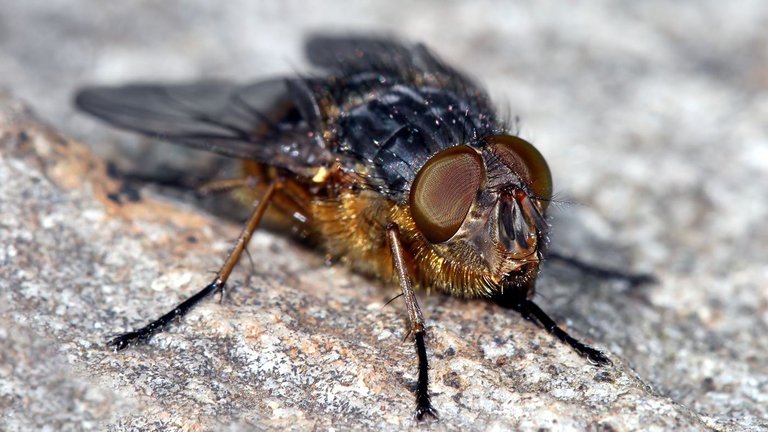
[
  {"left": 305, "top": 35, "right": 479, "bottom": 92},
  {"left": 74, "top": 78, "right": 332, "bottom": 172}
]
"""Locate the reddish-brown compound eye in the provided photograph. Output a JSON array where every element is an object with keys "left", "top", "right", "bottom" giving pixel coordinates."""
[
  {"left": 485, "top": 135, "right": 553, "bottom": 208},
  {"left": 409, "top": 146, "right": 485, "bottom": 244}
]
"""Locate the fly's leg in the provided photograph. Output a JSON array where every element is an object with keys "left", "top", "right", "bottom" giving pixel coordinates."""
[
  {"left": 519, "top": 300, "right": 611, "bottom": 365},
  {"left": 197, "top": 176, "right": 258, "bottom": 194},
  {"left": 494, "top": 294, "right": 611, "bottom": 366},
  {"left": 387, "top": 224, "right": 438, "bottom": 421},
  {"left": 548, "top": 251, "right": 656, "bottom": 287},
  {"left": 108, "top": 182, "right": 280, "bottom": 351}
]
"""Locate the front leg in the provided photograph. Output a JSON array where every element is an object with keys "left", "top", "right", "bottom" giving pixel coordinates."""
[
  {"left": 493, "top": 291, "right": 611, "bottom": 366},
  {"left": 386, "top": 224, "right": 438, "bottom": 421}
]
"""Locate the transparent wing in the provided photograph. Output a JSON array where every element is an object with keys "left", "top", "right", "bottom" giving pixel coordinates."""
[{"left": 74, "top": 78, "right": 331, "bottom": 171}]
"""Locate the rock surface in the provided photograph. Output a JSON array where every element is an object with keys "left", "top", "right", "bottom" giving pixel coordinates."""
[{"left": 1, "top": 2, "right": 767, "bottom": 431}]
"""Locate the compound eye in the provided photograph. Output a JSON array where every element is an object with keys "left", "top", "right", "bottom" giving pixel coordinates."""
[
  {"left": 409, "top": 146, "right": 485, "bottom": 244},
  {"left": 486, "top": 135, "right": 553, "bottom": 208}
]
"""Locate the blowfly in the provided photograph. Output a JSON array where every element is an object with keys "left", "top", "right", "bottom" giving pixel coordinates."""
[{"left": 75, "top": 36, "right": 649, "bottom": 420}]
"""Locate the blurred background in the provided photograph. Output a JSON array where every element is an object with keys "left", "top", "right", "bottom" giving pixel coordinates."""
[{"left": 1, "top": 1, "right": 767, "bottom": 430}]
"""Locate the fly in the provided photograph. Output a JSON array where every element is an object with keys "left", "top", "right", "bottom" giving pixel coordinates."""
[{"left": 75, "top": 35, "right": 652, "bottom": 421}]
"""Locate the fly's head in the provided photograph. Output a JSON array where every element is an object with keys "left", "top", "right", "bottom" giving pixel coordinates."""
[{"left": 408, "top": 135, "right": 552, "bottom": 297}]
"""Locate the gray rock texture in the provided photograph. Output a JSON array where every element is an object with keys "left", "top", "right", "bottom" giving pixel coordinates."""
[{"left": 1, "top": 1, "right": 767, "bottom": 431}]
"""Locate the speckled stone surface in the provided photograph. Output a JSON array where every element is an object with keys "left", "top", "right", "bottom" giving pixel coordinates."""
[{"left": 1, "top": 2, "right": 767, "bottom": 431}]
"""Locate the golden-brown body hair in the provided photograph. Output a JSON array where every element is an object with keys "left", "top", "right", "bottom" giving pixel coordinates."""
[{"left": 237, "top": 161, "right": 527, "bottom": 299}]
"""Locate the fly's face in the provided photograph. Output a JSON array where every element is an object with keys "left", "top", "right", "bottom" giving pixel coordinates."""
[{"left": 409, "top": 135, "right": 552, "bottom": 290}]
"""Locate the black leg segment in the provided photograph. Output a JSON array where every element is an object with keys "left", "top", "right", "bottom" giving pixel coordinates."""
[
  {"left": 413, "top": 331, "right": 437, "bottom": 420},
  {"left": 493, "top": 292, "right": 611, "bottom": 366},
  {"left": 108, "top": 278, "right": 223, "bottom": 351},
  {"left": 517, "top": 299, "right": 611, "bottom": 365}
]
